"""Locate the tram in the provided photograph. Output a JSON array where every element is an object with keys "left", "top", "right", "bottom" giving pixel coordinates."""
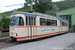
[{"left": 9, "top": 12, "right": 69, "bottom": 41}]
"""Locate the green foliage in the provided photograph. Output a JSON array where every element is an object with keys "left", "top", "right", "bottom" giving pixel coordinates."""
[
  {"left": 20, "top": 4, "right": 31, "bottom": 12},
  {"left": 33, "top": 0, "right": 52, "bottom": 13},
  {"left": 0, "top": 20, "right": 3, "bottom": 29},
  {"left": 25, "top": 0, "right": 52, "bottom": 4},
  {"left": 45, "top": 4, "right": 59, "bottom": 16},
  {"left": 45, "top": 10, "right": 56, "bottom": 16},
  {"left": 53, "top": 0, "right": 75, "bottom": 10},
  {"left": 52, "top": 5, "right": 59, "bottom": 11},
  {"left": 0, "top": 18, "right": 10, "bottom": 29},
  {"left": 0, "top": 11, "right": 11, "bottom": 17},
  {"left": 25, "top": 0, "right": 52, "bottom": 13}
]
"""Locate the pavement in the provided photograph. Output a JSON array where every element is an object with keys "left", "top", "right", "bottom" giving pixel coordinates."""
[{"left": 0, "top": 33, "right": 75, "bottom": 50}]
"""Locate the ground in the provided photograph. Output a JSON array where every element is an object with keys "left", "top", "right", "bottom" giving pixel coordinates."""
[{"left": 0, "top": 33, "right": 75, "bottom": 50}]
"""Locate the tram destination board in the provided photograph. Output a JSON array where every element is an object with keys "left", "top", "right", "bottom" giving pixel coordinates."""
[{"left": 25, "top": 14, "right": 37, "bottom": 17}]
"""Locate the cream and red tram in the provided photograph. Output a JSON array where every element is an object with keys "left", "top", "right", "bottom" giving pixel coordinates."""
[{"left": 10, "top": 12, "right": 69, "bottom": 41}]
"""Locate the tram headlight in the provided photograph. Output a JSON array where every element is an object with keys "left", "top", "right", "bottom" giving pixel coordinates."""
[
  {"left": 16, "top": 33, "right": 18, "bottom": 36},
  {"left": 11, "top": 32, "right": 13, "bottom": 35}
]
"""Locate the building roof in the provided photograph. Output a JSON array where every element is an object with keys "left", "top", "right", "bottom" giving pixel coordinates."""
[
  {"left": 0, "top": 15, "right": 3, "bottom": 20},
  {"left": 57, "top": 6, "right": 75, "bottom": 13},
  {"left": 7, "top": 15, "right": 11, "bottom": 18}
]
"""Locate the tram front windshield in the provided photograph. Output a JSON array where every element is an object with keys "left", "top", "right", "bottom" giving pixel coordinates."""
[
  {"left": 10, "top": 17, "right": 24, "bottom": 26},
  {"left": 10, "top": 17, "right": 18, "bottom": 26}
]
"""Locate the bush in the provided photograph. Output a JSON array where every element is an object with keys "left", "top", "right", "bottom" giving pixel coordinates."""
[
  {"left": 0, "top": 20, "right": 3, "bottom": 29},
  {"left": 0, "top": 17, "right": 10, "bottom": 29}
]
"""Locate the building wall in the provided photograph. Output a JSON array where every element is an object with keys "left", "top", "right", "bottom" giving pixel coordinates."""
[
  {"left": 72, "top": 15, "right": 75, "bottom": 32},
  {"left": 56, "top": 7, "right": 75, "bottom": 16},
  {"left": 56, "top": 7, "right": 75, "bottom": 32}
]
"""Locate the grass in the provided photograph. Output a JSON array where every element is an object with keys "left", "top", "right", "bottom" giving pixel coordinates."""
[{"left": 0, "top": 37, "right": 9, "bottom": 39}]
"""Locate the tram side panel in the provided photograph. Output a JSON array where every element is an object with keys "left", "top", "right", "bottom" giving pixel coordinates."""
[
  {"left": 35, "top": 16, "right": 61, "bottom": 38},
  {"left": 61, "top": 26, "right": 69, "bottom": 33},
  {"left": 36, "top": 26, "right": 61, "bottom": 38},
  {"left": 10, "top": 27, "right": 29, "bottom": 41},
  {"left": 57, "top": 20, "right": 61, "bottom": 34},
  {"left": 61, "top": 22, "right": 69, "bottom": 33}
]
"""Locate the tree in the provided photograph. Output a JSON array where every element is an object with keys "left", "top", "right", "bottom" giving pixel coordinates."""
[
  {"left": 45, "top": 4, "right": 59, "bottom": 16},
  {"left": 52, "top": 5, "right": 59, "bottom": 11},
  {"left": 53, "top": 0, "right": 75, "bottom": 10},
  {"left": 33, "top": 0, "right": 52, "bottom": 13},
  {"left": 45, "top": 10, "right": 56, "bottom": 16},
  {"left": 21, "top": 4, "right": 31, "bottom": 12},
  {"left": 25, "top": 0, "right": 52, "bottom": 13}
]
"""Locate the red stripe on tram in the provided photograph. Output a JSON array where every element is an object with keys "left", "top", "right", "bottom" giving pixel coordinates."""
[{"left": 10, "top": 30, "right": 68, "bottom": 40}]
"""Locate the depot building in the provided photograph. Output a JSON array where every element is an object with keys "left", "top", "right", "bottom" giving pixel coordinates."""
[{"left": 56, "top": 7, "right": 75, "bottom": 32}]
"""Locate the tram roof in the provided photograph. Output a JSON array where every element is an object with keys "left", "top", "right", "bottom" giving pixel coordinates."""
[{"left": 12, "top": 11, "right": 67, "bottom": 21}]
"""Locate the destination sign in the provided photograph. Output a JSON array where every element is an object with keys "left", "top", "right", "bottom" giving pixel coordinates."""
[{"left": 25, "top": 14, "right": 37, "bottom": 17}]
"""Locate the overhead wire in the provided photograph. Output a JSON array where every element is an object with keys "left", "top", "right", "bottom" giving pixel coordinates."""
[
  {"left": 1, "top": 0, "right": 25, "bottom": 7},
  {"left": 5, "top": 3, "right": 24, "bottom": 7}
]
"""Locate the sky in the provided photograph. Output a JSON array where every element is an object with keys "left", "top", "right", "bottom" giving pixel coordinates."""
[{"left": 0, "top": 0, "right": 62, "bottom": 13}]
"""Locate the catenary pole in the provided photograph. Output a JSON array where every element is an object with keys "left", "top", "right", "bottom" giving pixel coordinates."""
[{"left": 30, "top": 0, "right": 33, "bottom": 11}]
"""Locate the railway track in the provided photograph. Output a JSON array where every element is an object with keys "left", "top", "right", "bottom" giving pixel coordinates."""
[
  {"left": 0, "top": 42, "right": 19, "bottom": 49},
  {"left": 0, "top": 33, "right": 68, "bottom": 49}
]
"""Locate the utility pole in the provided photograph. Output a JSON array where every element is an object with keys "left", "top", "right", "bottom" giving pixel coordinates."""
[{"left": 30, "top": 0, "right": 33, "bottom": 12}]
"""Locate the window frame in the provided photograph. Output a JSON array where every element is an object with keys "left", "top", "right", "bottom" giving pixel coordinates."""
[{"left": 40, "top": 18, "right": 57, "bottom": 26}]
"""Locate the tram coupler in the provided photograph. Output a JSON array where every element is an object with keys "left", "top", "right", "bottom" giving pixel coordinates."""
[{"left": 5, "top": 37, "right": 16, "bottom": 43}]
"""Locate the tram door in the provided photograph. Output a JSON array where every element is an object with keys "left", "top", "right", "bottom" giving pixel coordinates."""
[{"left": 26, "top": 16, "right": 36, "bottom": 39}]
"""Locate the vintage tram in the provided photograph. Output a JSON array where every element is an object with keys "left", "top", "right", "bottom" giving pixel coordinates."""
[{"left": 9, "top": 12, "right": 69, "bottom": 41}]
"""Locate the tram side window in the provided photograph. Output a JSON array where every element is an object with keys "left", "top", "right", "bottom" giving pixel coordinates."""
[
  {"left": 19, "top": 17, "right": 24, "bottom": 26},
  {"left": 65, "top": 22, "right": 68, "bottom": 26},
  {"left": 40, "top": 18, "right": 57, "bottom": 26},
  {"left": 34, "top": 17, "right": 36, "bottom": 25},
  {"left": 26, "top": 17, "right": 28, "bottom": 25},
  {"left": 62, "top": 22, "right": 67, "bottom": 26},
  {"left": 46, "top": 19, "right": 52, "bottom": 26},
  {"left": 62, "top": 22, "right": 64, "bottom": 26},
  {"left": 52, "top": 20, "right": 57, "bottom": 26},
  {"left": 55, "top": 20, "right": 57, "bottom": 26},
  {"left": 40, "top": 18, "right": 46, "bottom": 26}
]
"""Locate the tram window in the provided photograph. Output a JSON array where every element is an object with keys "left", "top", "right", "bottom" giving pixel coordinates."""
[
  {"left": 19, "top": 17, "right": 24, "bottom": 26},
  {"left": 34, "top": 17, "right": 36, "bottom": 25},
  {"left": 26, "top": 17, "right": 28, "bottom": 25},
  {"left": 29, "top": 17, "right": 34, "bottom": 26},
  {"left": 40, "top": 18, "right": 57, "bottom": 26},
  {"left": 55, "top": 20, "right": 57, "bottom": 26},
  {"left": 29, "top": 17, "right": 31, "bottom": 25},
  {"left": 62, "top": 22, "right": 67, "bottom": 26},
  {"left": 26, "top": 17, "right": 36, "bottom": 26},
  {"left": 62, "top": 22, "right": 64, "bottom": 26},
  {"left": 10, "top": 17, "right": 17, "bottom": 26},
  {"left": 52, "top": 20, "right": 57, "bottom": 26},
  {"left": 40, "top": 18, "right": 46, "bottom": 26},
  {"left": 40, "top": 18, "right": 52, "bottom": 26},
  {"left": 47, "top": 19, "right": 51, "bottom": 26},
  {"left": 65, "top": 22, "right": 67, "bottom": 26}
]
